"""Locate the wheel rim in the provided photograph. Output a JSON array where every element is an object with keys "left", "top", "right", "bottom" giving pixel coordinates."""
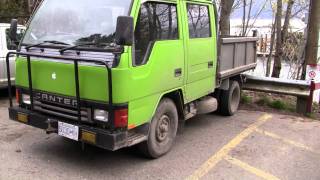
[
  {"left": 231, "top": 86, "right": 240, "bottom": 112},
  {"left": 156, "top": 115, "right": 170, "bottom": 143}
]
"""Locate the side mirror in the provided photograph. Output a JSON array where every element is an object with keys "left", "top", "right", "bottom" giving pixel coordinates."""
[
  {"left": 115, "top": 16, "right": 134, "bottom": 46},
  {"left": 9, "top": 19, "right": 18, "bottom": 42}
]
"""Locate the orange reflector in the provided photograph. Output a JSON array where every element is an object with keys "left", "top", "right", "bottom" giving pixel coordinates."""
[
  {"left": 128, "top": 124, "right": 136, "bottom": 130},
  {"left": 17, "top": 113, "right": 28, "bottom": 123},
  {"left": 16, "top": 89, "right": 20, "bottom": 104},
  {"left": 81, "top": 130, "right": 96, "bottom": 144}
]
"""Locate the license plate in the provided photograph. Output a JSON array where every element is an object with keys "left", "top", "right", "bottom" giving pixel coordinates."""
[
  {"left": 58, "top": 122, "right": 79, "bottom": 141},
  {"left": 17, "top": 113, "right": 28, "bottom": 123}
]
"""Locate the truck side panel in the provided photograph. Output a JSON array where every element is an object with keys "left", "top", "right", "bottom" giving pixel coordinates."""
[{"left": 218, "top": 37, "right": 258, "bottom": 79}]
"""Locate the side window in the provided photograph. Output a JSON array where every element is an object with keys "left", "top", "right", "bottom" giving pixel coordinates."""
[
  {"left": 5, "top": 28, "right": 25, "bottom": 50},
  {"left": 187, "top": 4, "right": 211, "bottom": 38},
  {"left": 134, "top": 2, "right": 178, "bottom": 66}
]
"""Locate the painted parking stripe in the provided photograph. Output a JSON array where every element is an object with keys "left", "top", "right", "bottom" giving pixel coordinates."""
[
  {"left": 255, "top": 128, "right": 320, "bottom": 154},
  {"left": 224, "top": 155, "right": 280, "bottom": 180},
  {"left": 187, "top": 114, "right": 272, "bottom": 180}
]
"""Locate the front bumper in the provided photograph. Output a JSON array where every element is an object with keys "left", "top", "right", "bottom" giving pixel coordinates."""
[{"left": 9, "top": 107, "right": 127, "bottom": 151}]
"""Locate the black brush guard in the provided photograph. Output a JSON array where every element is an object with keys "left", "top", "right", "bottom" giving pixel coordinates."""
[{"left": 6, "top": 51, "right": 117, "bottom": 128}]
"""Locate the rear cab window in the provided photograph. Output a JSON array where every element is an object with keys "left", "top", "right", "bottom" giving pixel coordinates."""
[{"left": 186, "top": 3, "right": 211, "bottom": 39}]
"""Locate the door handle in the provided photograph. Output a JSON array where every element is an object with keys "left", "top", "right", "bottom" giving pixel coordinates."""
[
  {"left": 208, "top": 61, "right": 214, "bottom": 68},
  {"left": 174, "top": 68, "right": 182, "bottom": 77}
]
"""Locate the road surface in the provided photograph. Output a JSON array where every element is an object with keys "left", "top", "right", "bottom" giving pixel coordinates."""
[{"left": 0, "top": 92, "right": 320, "bottom": 180}]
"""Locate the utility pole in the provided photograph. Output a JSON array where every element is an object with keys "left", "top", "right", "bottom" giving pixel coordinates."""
[
  {"left": 305, "top": 0, "right": 320, "bottom": 66},
  {"left": 303, "top": 0, "right": 320, "bottom": 110}
]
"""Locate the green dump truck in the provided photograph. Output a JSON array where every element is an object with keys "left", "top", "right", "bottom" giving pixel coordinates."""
[{"left": 6, "top": 0, "right": 257, "bottom": 158}]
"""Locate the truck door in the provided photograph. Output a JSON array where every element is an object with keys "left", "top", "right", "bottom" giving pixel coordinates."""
[
  {"left": 128, "top": 1, "right": 185, "bottom": 126},
  {"left": 182, "top": 2, "right": 217, "bottom": 102}
]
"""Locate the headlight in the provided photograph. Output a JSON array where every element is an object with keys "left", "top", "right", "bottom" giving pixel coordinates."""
[
  {"left": 22, "top": 94, "right": 31, "bottom": 105},
  {"left": 94, "top": 109, "right": 109, "bottom": 122}
]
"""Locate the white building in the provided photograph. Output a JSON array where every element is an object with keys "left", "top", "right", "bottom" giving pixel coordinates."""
[{"left": 230, "top": 18, "right": 307, "bottom": 36}]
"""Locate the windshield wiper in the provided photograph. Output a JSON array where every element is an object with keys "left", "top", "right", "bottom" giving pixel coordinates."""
[
  {"left": 25, "top": 40, "right": 71, "bottom": 51},
  {"left": 59, "top": 42, "right": 112, "bottom": 54}
]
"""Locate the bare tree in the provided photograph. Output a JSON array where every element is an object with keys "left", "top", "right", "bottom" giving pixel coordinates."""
[
  {"left": 219, "top": 0, "right": 235, "bottom": 36},
  {"left": 241, "top": 0, "right": 254, "bottom": 36},
  {"left": 281, "top": 0, "right": 294, "bottom": 43},
  {"left": 266, "top": 19, "right": 276, "bottom": 76},
  {"left": 271, "top": 0, "right": 282, "bottom": 77}
]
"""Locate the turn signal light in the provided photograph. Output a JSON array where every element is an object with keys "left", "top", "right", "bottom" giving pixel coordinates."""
[{"left": 114, "top": 109, "right": 128, "bottom": 128}]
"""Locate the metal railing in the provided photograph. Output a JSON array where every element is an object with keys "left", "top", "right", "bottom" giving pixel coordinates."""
[
  {"left": 242, "top": 74, "right": 319, "bottom": 114},
  {"left": 6, "top": 51, "right": 115, "bottom": 125}
]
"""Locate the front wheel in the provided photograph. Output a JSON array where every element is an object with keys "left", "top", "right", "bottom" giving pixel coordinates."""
[{"left": 139, "top": 98, "right": 178, "bottom": 158}]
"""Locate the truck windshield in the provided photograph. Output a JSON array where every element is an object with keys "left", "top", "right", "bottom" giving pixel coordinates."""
[{"left": 22, "top": 0, "right": 131, "bottom": 49}]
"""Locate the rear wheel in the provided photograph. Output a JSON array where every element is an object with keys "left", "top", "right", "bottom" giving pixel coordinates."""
[
  {"left": 220, "top": 80, "right": 241, "bottom": 116},
  {"left": 139, "top": 98, "right": 178, "bottom": 158}
]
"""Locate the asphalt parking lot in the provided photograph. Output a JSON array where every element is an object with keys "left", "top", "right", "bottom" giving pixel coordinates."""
[{"left": 0, "top": 90, "right": 320, "bottom": 180}]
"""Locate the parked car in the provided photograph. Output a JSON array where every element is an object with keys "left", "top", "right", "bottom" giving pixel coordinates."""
[{"left": 0, "top": 23, "right": 25, "bottom": 88}]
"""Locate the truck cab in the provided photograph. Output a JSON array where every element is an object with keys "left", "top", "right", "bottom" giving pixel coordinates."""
[
  {"left": 0, "top": 23, "right": 25, "bottom": 88},
  {"left": 7, "top": 0, "right": 257, "bottom": 158}
]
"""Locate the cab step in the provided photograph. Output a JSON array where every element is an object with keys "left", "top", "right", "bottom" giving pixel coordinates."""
[{"left": 127, "top": 132, "right": 147, "bottom": 147}]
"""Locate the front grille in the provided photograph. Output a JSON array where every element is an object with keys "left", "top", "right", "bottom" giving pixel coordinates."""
[{"left": 34, "top": 100, "right": 92, "bottom": 123}]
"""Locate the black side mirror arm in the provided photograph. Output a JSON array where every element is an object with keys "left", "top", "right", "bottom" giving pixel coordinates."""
[{"left": 9, "top": 19, "right": 18, "bottom": 43}]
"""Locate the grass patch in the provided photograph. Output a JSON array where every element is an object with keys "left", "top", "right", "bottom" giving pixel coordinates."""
[
  {"left": 269, "top": 100, "right": 287, "bottom": 110},
  {"left": 256, "top": 96, "right": 272, "bottom": 106},
  {"left": 241, "top": 94, "right": 252, "bottom": 104},
  {"left": 306, "top": 113, "right": 317, "bottom": 119},
  {"left": 255, "top": 97, "right": 295, "bottom": 112}
]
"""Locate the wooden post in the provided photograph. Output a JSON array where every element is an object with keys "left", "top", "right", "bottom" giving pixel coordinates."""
[
  {"left": 260, "top": 35, "right": 263, "bottom": 52},
  {"left": 264, "top": 34, "right": 268, "bottom": 53}
]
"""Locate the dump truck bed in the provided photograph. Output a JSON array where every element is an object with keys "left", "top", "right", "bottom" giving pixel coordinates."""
[{"left": 218, "top": 37, "right": 258, "bottom": 80}]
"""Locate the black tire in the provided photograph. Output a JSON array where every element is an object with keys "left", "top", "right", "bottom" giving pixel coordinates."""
[
  {"left": 220, "top": 81, "right": 241, "bottom": 116},
  {"left": 139, "top": 98, "right": 178, "bottom": 158}
]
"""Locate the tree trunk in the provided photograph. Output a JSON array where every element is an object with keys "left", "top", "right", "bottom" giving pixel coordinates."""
[
  {"left": 267, "top": 19, "right": 276, "bottom": 77},
  {"left": 271, "top": 0, "right": 282, "bottom": 78},
  {"left": 219, "top": 0, "right": 235, "bottom": 36},
  {"left": 281, "top": 0, "right": 294, "bottom": 43},
  {"left": 304, "top": 0, "right": 320, "bottom": 67},
  {"left": 242, "top": 0, "right": 246, "bottom": 36},
  {"left": 244, "top": 0, "right": 253, "bottom": 36}
]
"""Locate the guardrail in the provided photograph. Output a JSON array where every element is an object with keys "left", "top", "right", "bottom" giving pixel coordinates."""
[{"left": 242, "top": 75, "right": 320, "bottom": 114}]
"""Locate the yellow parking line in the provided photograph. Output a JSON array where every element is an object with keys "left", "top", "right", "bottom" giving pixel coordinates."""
[
  {"left": 255, "top": 128, "right": 320, "bottom": 154},
  {"left": 187, "top": 114, "right": 272, "bottom": 180},
  {"left": 224, "top": 155, "right": 280, "bottom": 180}
]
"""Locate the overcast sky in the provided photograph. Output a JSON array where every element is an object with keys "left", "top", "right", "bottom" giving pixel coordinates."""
[{"left": 230, "top": 0, "right": 308, "bottom": 20}]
